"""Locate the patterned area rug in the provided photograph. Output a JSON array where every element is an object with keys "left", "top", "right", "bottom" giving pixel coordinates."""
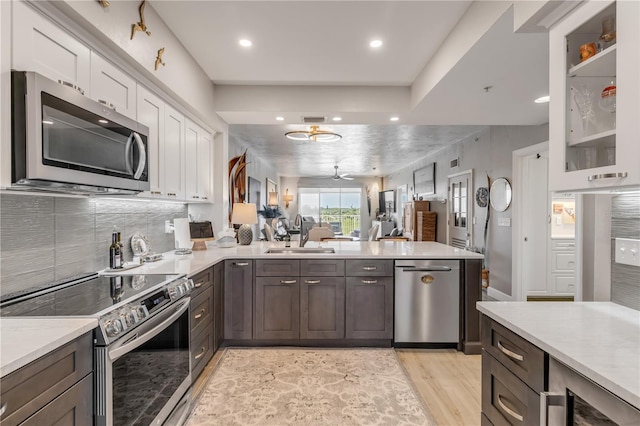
[{"left": 186, "top": 348, "right": 435, "bottom": 426}]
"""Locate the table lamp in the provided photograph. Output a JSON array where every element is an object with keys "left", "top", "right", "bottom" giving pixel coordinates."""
[{"left": 231, "top": 203, "right": 258, "bottom": 245}]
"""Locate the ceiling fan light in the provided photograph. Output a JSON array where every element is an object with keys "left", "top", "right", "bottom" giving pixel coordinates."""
[
  {"left": 285, "top": 131, "right": 312, "bottom": 141},
  {"left": 285, "top": 125, "right": 342, "bottom": 142}
]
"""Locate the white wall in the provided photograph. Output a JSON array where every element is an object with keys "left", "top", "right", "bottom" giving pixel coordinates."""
[{"left": 385, "top": 124, "right": 549, "bottom": 297}]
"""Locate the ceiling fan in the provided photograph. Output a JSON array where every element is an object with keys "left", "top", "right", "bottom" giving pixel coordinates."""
[{"left": 316, "top": 165, "right": 354, "bottom": 181}]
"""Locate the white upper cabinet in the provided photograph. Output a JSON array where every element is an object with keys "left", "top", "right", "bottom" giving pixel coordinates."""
[
  {"left": 185, "top": 119, "right": 213, "bottom": 202},
  {"left": 549, "top": 0, "right": 640, "bottom": 191},
  {"left": 164, "top": 105, "right": 186, "bottom": 201},
  {"left": 12, "top": 0, "right": 90, "bottom": 94},
  {"left": 136, "top": 85, "right": 164, "bottom": 199},
  {"left": 90, "top": 53, "right": 137, "bottom": 120}
]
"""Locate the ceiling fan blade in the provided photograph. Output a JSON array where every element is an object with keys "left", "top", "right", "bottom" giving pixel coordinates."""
[{"left": 341, "top": 176, "right": 354, "bottom": 180}]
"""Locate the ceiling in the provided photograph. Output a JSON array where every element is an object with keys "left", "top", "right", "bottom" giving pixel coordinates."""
[{"left": 152, "top": 1, "right": 550, "bottom": 178}]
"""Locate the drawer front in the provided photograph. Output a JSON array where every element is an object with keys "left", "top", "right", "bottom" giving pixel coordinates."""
[
  {"left": 551, "top": 239, "right": 575, "bottom": 251},
  {"left": 482, "top": 316, "right": 547, "bottom": 393},
  {"left": 482, "top": 353, "right": 540, "bottom": 426},
  {"left": 346, "top": 259, "right": 393, "bottom": 276},
  {"left": 552, "top": 274, "right": 575, "bottom": 294},
  {"left": 190, "top": 267, "right": 213, "bottom": 299},
  {"left": 190, "top": 287, "right": 213, "bottom": 337},
  {"left": 552, "top": 252, "right": 575, "bottom": 272},
  {"left": 300, "top": 259, "right": 345, "bottom": 277},
  {"left": 191, "top": 327, "right": 214, "bottom": 380},
  {"left": 20, "top": 372, "right": 93, "bottom": 426},
  {"left": 255, "top": 259, "right": 300, "bottom": 276},
  {"left": 0, "top": 333, "right": 92, "bottom": 426}
]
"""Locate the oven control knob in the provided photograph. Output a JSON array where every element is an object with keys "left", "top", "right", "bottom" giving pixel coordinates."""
[
  {"left": 104, "top": 317, "right": 123, "bottom": 337},
  {"left": 186, "top": 278, "right": 194, "bottom": 291},
  {"left": 120, "top": 306, "right": 139, "bottom": 327},
  {"left": 135, "top": 304, "right": 149, "bottom": 320}
]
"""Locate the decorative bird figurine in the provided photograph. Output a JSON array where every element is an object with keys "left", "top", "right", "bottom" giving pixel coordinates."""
[
  {"left": 97, "top": 0, "right": 110, "bottom": 8},
  {"left": 155, "top": 48, "right": 166, "bottom": 71},
  {"left": 131, "top": 0, "right": 151, "bottom": 40}
]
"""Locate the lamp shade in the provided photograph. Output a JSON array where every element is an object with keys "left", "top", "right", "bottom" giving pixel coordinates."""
[
  {"left": 268, "top": 192, "right": 278, "bottom": 206},
  {"left": 231, "top": 203, "right": 258, "bottom": 225}
]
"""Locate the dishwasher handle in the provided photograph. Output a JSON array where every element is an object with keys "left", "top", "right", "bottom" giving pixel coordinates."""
[{"left": 398, "top": 266, "right": 453, "bottom": 272}]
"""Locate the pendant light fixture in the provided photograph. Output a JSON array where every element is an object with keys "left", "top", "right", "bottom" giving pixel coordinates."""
[{"left": 285, "top": 125, "right": 342, "bottom": 142}]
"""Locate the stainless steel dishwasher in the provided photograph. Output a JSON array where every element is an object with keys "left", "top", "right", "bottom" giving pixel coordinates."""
[{"left": 394, "top": 260, "right": 460, "bottom": 347}]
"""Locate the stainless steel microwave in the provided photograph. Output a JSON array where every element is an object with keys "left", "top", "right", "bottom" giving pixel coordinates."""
[{"left": 11, "top": 71, "right": 150, "bottom": 194}]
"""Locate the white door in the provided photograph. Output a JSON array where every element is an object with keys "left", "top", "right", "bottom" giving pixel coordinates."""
[
  {"left": 522, "top": 152, "right": 550, "bottom": 296},
  {"left": 448, "top": 170, "right": 473, "bottom": 249}
]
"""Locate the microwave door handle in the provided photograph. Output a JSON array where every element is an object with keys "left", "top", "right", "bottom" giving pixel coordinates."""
[
  {"left": 132, "top": 132, "right": 146, "bottom": 180},
  {"left": 124, "top": 133, "right": 134, "bottom": 174}
]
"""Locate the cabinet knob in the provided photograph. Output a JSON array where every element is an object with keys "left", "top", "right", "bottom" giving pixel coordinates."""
[{"left": 524, "top": 237, "right": 528, "bottom": 242}]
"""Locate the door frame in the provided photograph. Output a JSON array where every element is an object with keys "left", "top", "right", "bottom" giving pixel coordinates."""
[
  {"left": 512, "top": 141, "right": 548, "bottom": 302},
  {"left": 446, "top": 169, "right": 474, "bottom": 250}
]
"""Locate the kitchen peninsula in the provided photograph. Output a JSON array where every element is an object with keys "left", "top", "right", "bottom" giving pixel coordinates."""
[{"left": 1, "top": 241, "right": 483, "bottom": 376}]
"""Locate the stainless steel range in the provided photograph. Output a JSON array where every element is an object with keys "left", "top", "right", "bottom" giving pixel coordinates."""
[{"left": 0, "top": 273, "right": 194, "bottom": 426}]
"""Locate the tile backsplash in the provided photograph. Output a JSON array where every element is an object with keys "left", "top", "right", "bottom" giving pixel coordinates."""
[
  {"left": 0, "top": 193, "right": 188, "bottom": 297},
  {"left": 610, "top": 193, "right": 640, "bottom": 310}
]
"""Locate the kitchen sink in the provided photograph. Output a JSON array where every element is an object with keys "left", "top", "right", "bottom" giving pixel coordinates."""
[{"left": 265, "top": 248, "right": 336, "bottom": 254}]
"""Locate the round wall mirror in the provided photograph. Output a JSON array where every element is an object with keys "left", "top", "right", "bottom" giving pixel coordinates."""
[{"left": 490, "top": 178, "right": 512, "bottom": 212}]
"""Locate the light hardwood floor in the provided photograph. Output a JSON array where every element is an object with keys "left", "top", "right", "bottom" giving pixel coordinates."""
[
  {"left": 192, "top": 348, "right": 482, "bottom": 425},
  {"left": 396, "top": 349, "right": 482, "bottom": 426}
]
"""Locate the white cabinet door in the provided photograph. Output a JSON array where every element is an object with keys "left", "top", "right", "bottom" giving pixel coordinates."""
[
  {"left": 136, "top": 86, "right": 164, "bottom": 199},
  {"left": 197, "top": 129, "right": 212, "bottom": 202},
  {"left": 90, "top": 53, "right": 137, "bottom": 119},
  {"left": 549, "top": 0, "right": 640, "bottom": 191},
  {"left": 164, "top": 105, "right": 186, "bottom": 200},
  {"left": 12, "top": 0, "right": 90, "bottom": 94},
  {"left": 185, "top": 119, "right": 212, "bottom": 202}
]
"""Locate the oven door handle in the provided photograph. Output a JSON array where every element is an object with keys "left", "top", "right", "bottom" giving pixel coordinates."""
[{"left": 108, "top": 298, "right": 190, "bottom": 362}]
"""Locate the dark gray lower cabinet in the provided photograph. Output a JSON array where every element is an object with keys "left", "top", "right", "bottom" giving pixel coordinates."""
[
  {"left": 21, "top": 373, "right": 93, "bottom": 426},
  {"left": 345, "top": 276, "right": 393, "bottom": 339},
  {"left": 213, "top": 261, "right": 224, "bottom": 351},
  {"left": 0, "top": 333, "right": 93, "bottom": 426},
  {"left": 300, "top": 277, "right": 345, "bottom": 339},
  {"left": 224, "top": 259, "right": 253, "bottom": 340},
  {"left": 254, "top": 277, "right": 300, "bottom": 339},
  {"left": 481, "top": 315, "right": 547, "bottom": 425}
]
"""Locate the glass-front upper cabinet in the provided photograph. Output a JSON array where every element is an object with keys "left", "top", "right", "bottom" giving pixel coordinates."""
[{"left": 549, "top": 0, "right": 640, "bottom": 192}]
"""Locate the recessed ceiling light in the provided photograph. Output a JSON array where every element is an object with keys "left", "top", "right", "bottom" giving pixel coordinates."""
[
  {"left": 98, "top": 119, "right": 109, "bottom": 124},
  {"left": 239, "top": 39, "right": 252, "bottom": 47},
  {"left": 370, "top": 40, "right": 383, "bottom": 48},
  {"left": 390, "top": 116, "right": 399, "bottom": 122},
  {"left": 276, "top": 116, "right": 284, "bottom": 121},
  {"left": 332, "top": 116, "right": 342, "bottom": 121},
  {"left": 534, "top": 95, "right": 550, "bottom": 103}
]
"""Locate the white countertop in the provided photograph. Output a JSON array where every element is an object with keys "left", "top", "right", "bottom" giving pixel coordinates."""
[
  {"left": 116, "top": 240, "right": 483, "bottom": 277},
  {"left": 477, "top": 301, "right": 640, "bottom": 409},
  {"left": 0, "top": 317, "right": 98, "bottom": 377}
]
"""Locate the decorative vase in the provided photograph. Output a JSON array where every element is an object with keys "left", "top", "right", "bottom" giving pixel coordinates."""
[{"left": 237, "top": 224, "right": 253, "bottom": 245}]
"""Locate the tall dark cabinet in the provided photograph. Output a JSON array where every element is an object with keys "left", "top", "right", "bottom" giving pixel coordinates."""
[{"left": 224, "top": 259, "right": 253, "bottom": 340}]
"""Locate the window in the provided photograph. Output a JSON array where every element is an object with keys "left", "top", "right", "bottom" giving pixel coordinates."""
[{"left": 299, "top": 188, "right": 361, "bottom": 236}]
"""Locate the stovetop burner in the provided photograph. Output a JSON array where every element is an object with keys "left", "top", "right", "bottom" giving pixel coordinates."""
[{"left": 0, "top": 274, "right": 181, "bottom": 317}]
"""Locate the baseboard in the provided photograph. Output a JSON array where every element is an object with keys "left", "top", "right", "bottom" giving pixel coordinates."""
[{"left": 487, "top": 287, "right": 513, "bottom": 301}]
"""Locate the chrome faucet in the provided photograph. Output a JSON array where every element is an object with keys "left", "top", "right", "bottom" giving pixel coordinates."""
[{"left": 300, "top": 231, "right": 310, "bottom": 247}]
